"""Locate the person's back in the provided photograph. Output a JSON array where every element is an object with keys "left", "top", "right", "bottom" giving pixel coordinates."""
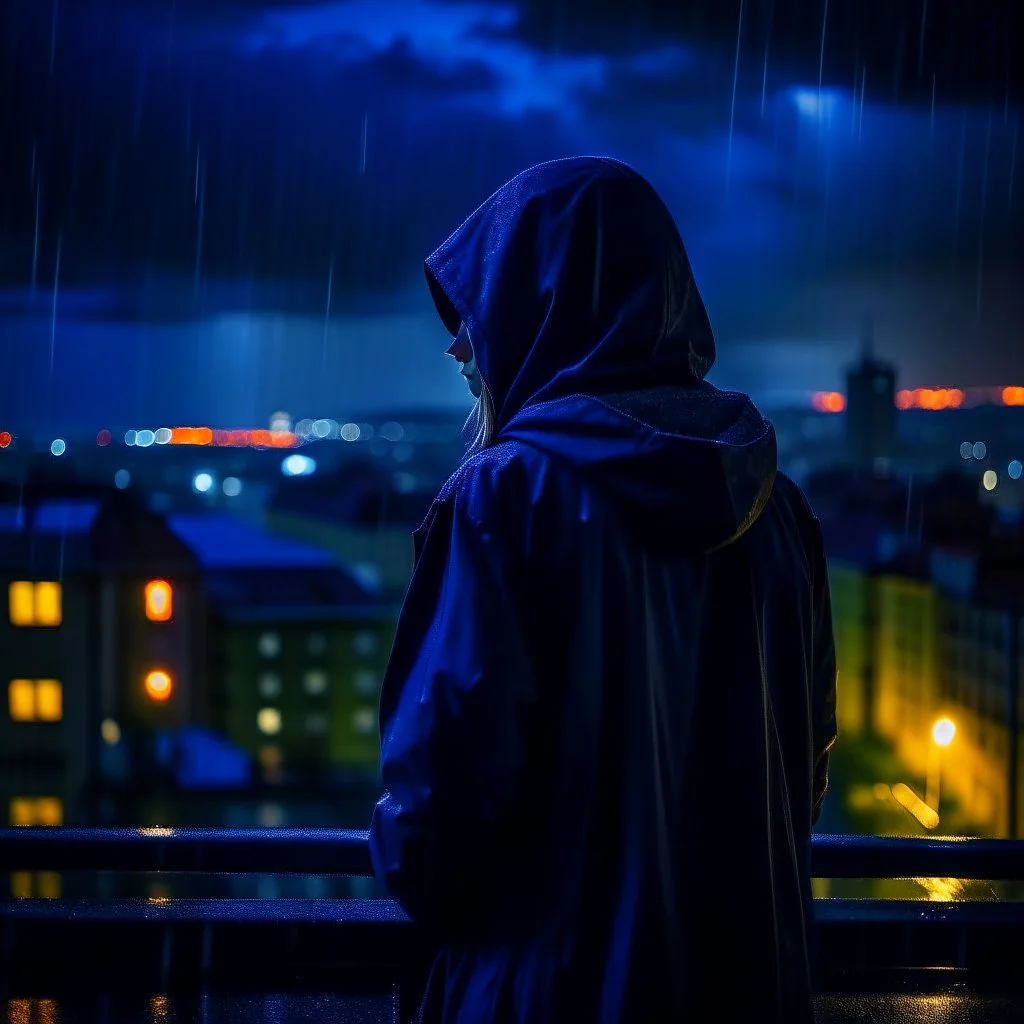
[{"left": 370, "top": 157, "right": 838, "bottom": 1023}]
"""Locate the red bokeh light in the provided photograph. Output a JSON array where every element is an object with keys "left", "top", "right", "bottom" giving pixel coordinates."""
[
  {"left": 0, "top": 431, "right": 10, "bottom": 449},
  {"left": 811, "top": 391, "right": 846, "bottom": 413},
  {"left": 96, "top": 429, "right": 112, "bottom": 446}
]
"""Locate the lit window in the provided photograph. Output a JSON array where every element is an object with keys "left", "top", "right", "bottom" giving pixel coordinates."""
[
  {"left": 35, "top": 680, "right": 62, "bottom": 720},
  {"left": 8, "top": 581, "right": 62, "bottom": 626},
  {"left": 303, "top": 669, "right": 328, "bottom": 695},
  {"left": 257, "top": 707, "right": 282, "bottom": 735},
  {"left": 352, "top": 706, "right": 376, "bottom": 734},
  {"left": 144, "top": 579, "right": 173, "bottom": 622},
  {"left": 9, "top": 796, "right": 63, "bottom": 826},
  {"left": 352, "top": 630, "right": 379, "bottom": 656},
  {"left": 36, "top": 871, "right": 62, "bottom": 898},
  {"left": 144, "top": 670, "right": 173, "bottom": 702},
  {"left": 11, "top": 872, "right": 62, "bottom": 898},
  {"left": 353, "top": 669, "right": 378, "bottom": 695},
  {"left": 8, "top": 679, "right": 62, "bottom": 722},
  {"left": 258, "top": 631, "right": 281, "bottom": 658},
  {"left": 8, "top": 582, "right": 33, "bottom": 625},
  {"left": 258, "top": 672, "right": 282, "bottom": 699}
]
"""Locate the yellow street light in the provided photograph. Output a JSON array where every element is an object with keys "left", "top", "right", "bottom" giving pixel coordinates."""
[{"left": 931, "top": 717, "right": 956, "bottom": 747}]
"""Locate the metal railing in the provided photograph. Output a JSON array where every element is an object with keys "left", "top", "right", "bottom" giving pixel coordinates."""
[
  {"left": 2, "top": 828, "right": 1024, "bottom": 880},
  {"left": 4, "top": 828, "right": 1024, "bottom": 1004}
]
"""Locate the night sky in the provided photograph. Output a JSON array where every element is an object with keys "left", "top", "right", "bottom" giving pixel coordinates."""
[{"left": 0, "top": 0, "right": 1021, "bottom": 432}]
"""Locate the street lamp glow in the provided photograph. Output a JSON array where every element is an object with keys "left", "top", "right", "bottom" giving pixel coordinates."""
[
  {"left": 144, "top": 670, "right": 173, "bottom": 702},
  {"left": 931, "top": 717, "right": 956, "bottom": 747}
]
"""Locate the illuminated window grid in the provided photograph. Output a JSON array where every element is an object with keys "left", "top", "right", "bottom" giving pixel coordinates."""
[
  {"left": 8, "top": 581, "right": 62, "bottom": 626},
  {"left": 8, "top": 679, "right": 63, "bottom": 722},
  {"left": 9, "top": 796, "right": 64, "bottom": 827},
  {"left": 10, "top": 872, "right": 62, "bottom": 898}
]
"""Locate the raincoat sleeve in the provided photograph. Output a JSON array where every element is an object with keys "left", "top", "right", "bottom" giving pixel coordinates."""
[
  {"left": 809, "top": 516, "right": 838, "bottom": 826},
  {"left": 369, "top": 470, "right": 537, "bottom": 931}
]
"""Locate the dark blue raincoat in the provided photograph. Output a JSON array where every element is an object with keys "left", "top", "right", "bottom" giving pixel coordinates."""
[{"left": 370, "top": 157, "right": 838, "bottom": 1023}]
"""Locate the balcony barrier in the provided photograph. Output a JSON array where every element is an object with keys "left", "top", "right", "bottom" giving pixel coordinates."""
[{"left": 4, "top": 830, "right": 1024, "bottom": 1022}]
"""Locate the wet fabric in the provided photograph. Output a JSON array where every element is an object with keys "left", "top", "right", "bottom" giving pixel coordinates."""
[{"left": 370, "top": 157, "right": 838, "bottom": 1024}]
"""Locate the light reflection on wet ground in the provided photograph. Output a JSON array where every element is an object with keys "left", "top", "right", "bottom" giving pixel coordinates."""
[{"left": 5, "top": 992, "right": 1024, "bottom": 1024}]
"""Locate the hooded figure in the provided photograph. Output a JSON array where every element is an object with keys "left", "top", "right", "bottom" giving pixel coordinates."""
[{"left": 369, "top": 157, "right": 837, "bottom": 1024}]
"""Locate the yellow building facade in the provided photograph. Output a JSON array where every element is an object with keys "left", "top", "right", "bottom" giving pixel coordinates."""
[{"left": 828, "top": 554, "right": 1024, "bottom": 838}]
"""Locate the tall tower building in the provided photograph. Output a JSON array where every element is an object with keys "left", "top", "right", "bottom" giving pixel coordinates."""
[{"left": 845, "top": 317, "right": 897, "bottom": 472}]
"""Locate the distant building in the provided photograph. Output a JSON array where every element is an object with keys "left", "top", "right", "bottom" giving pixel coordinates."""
[
  {"left": 844, "top": 319, "right": 898, "bottom": 472},
  {"left": 931, "top": 550, "right": 1024, "bottom": 838},
  {"left": 822, "top": 476, "right": 1024, "bottom": 838},
  {"left": 167, "top": 514, "right": 399, "bottom": 785},
  {"left": 1, "top": 478, "right": 400, "bottom": 852},
  {"left": 0, "top": 482, "right": 201, "bottom": 849}
]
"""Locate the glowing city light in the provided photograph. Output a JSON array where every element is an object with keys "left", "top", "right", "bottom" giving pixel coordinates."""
[
  {"left": 282, "top": 454, "right": 316, "bottom": 477},
  {"left": 1009, "top": 460, "right": 1023, "bottom": 481},
  {"left": 50, "top": 439, "right": 66, "bottom": 456},
  {"left": 895, "top": 387, "right": 965, "bottom": 411},
  {"left": 193, "top": 472, "right": 214, "bottom": 494},
  {"left": 257, "top": 707, "right": 282, "bottom": 735},
  {"left": 811, "top": 391, "right": 846, "bottom": 413},
  {"left": 982, "top": 470, "right": 998, "bottom": 491},
  {"left": 144, "top": 670, "right": 173, "bottom": 702},
  {"left": 931, "top": 717, "right": 956, "bottom": 748},
  {"left": 144, "top": 580, "right": 173, "bottom": 622}
]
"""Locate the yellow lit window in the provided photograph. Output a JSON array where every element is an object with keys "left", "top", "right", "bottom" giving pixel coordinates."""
[
  {"left": 10, "top": 872, "right": 62, "bottom": 898},
  {"left": 34, "top": 582, "right": 62, "bottom": 625},
  {"left": 8, "top": 679, "right": 63, "bottom": 722},
  {"left": 10, "top": 872, "right": 32, "bottom": 898},
  {"left": 8, "top": 581, "right": 34, "bottom": 625},
  {"left": 9, "top": 796, "right": 63, "bottom": 826},
  {"left": 35, "top": 680, "right": 62, "bottom": 720},
  {"left": 145, "top": 579, "right": 173, "bottom": 622},
  {"left": 7, "top": 581, "right": 62, "bottom": 626}
]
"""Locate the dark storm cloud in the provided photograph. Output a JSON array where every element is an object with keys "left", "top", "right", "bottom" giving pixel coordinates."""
[
  {"left": 465, "top": 0, "right": 1022, "bottom": 105},
  {"left": 0, "top": 0, "right": 585, "bottom": 306},
  {"left": 0, "top": 0, "right": 1021, "bottom": 433}
]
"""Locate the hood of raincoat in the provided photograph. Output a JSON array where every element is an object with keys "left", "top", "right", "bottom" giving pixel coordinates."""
[{"left": 425, "top": 156, "right": 776, "bottom": 552}]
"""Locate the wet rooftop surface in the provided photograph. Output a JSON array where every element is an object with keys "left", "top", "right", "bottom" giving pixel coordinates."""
[{"left": 5, "top": 991, "right": 1024, "bottom": 1023}]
